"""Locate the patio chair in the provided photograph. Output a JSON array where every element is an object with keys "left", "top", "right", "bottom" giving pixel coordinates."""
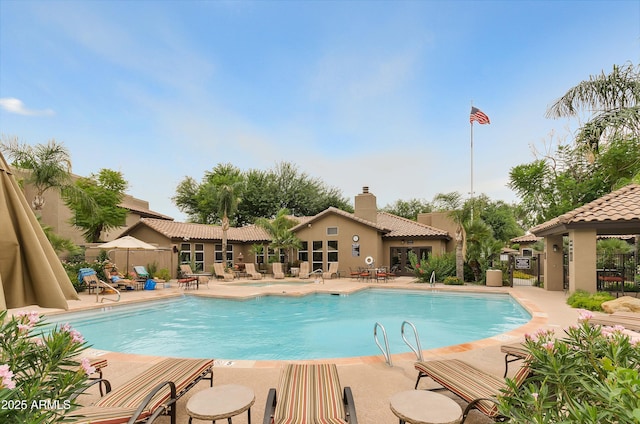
[
  {"left": 500, "top": 342, "right": 529, "bottom": 377},
  {"left": 245, "top": 263, "right": 263, "bottom": 280},
  {"left": 132, "top": 266, "right": 151, "bottom": 290},
  {"left": 414, "top": 358, "right": 531, "bottom": 423},
  {"left": 213, "top": 262, "right": 234, "bottom": 281},
  {"left": 323, "top": 262, "right": 339, "bottom": 279},
  {"left": 68, "top": 357, "right": 214, "bottom": 424},
  {"left": 263, "top": 363, "right": 358, "bottom": 424},
  {"left": 177, "top": 264, "right": 199, "bottom": 289},
  {"left": 272, "top": 262, "right": 285, "bottom": 279},
  {"left": 299, "top": 261, "right": 311, "bottom": 279}
]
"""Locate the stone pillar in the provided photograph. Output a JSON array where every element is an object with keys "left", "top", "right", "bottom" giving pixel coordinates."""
[
  {"left": 568, "top": 228, "right": 597, "bottom": 293},
  {"left": 543, "top": 235, "right": 564, "bottom": 291}
]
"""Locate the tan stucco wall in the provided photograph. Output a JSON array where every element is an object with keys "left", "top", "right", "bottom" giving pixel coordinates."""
[
  {"left": 568, "top": 228, "right": 598, "bottom": 293},
  {"left": 543, "top": 235, "right": 564, "bottom": 291},
  {"left": 417, "top": 212, "right": 458, "bottom": 253},
  {"left": 294, "top": 214, "right": 381, "bottom": 274}
]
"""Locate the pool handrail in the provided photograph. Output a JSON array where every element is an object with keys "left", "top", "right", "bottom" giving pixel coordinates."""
[
  {"left": 373, "top": 322, "right": 392, "bottom": 367},
  {"left": 401, "top": 320, "right": 424, "bottom": 362}
]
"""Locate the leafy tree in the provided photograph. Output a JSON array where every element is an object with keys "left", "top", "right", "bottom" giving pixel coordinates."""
[
  {"left": 173, "top": 161, "right": 351, "bottom": 226},
  {"left": 381, "top": 198, "right": 432, "bottom": 220},
  {"left": 254, "top": 208, "right": 302, "bottom": 264},
  {"left": 0, "top": 137, "right": 93, "bottom": 214},
  {"left": 546, "top": 62, "right": 639, "bottom": 152},
  {"left": 65, "top": 169, "right": 128, "bottom": 242}
]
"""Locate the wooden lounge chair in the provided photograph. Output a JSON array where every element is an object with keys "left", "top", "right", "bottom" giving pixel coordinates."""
[
  {"left": 299, "top": 261, "right": 311, "bottom": 279},
  {"left": 414, "top": 358, "right": 531, "bottom": 423},
  {"left": 245, "top": 263, "right": 263, "bottom": 280},
  {"left": 588, "top": 311, "right": 640, "bottom": 332},
  {"left": 263, "top": 363, "right": 358, "bottom": 424},
  {"left": 213, "top": 262, "right": 234, "bottom": 281},
  {"left": 272, "top": 262, "right": 285, "bottom": 279},
  {"left": 68, "top": 357, "right": 213, "bottom": 424},
  {"left": 323, "top": 262, "right": 339, "bottom": 279}
]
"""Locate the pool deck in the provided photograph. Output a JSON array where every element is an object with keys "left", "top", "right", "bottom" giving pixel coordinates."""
[{"left": 11, "top": 277, "right": 580, "bottom": 424}]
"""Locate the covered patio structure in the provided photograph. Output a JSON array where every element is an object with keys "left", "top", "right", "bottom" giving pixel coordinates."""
[{"left": 530, "top": 183, "right": 640, "bottom": 293}]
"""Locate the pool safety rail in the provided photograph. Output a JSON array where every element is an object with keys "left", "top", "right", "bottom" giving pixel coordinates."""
[
  {"left": 96, "top": 280, "right": 121, "bottom": 304},
  {"left": 374, "top": 322, "right": 392, "bottom": 366},
  {"left": 401, "top": 320, "right": 423, "bottom": 362},
  {"left": 374, "top": 321, "right": 424, "bottom": 366}
]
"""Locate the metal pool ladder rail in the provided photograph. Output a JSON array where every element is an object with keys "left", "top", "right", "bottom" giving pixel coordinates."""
[
  {"left": 401, "top": 320, "right": 423, "bottom": 361},
  {"left": 373, "top": 322, "right": 393, "bottom": 366}
]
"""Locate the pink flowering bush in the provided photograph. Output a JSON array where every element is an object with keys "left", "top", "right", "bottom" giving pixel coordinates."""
[
  {"left": 498, "top": 313, "right": 640, "bottom": 423},
  {"left": 0, "top": 310, "right": 92, "bottom": 423}
]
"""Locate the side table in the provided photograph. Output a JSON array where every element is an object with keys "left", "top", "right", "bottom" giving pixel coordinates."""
[
  {"left": 390, "top": 390, "right": 462, "bottom": 424},
  {"left": 186, "top": 384, "right": 255, "bottom": 423}
]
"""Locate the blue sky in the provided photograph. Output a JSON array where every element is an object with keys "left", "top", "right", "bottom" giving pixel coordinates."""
[{"left": 1, "top": 1, "right": 639, "bottom": 222}]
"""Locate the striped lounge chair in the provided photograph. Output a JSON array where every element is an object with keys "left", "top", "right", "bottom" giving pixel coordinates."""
[
  {"left": 414, "top": 358, "right": 531, "bottom": 423},
  {"left": 68, "top": 357, "right": 213, "bottom": 424},
  {"left": 499, "top": 342, "right": 529, "bottom": 377},
  {"left": 263, "top": 363, "right": 358, "bottom": 424}
]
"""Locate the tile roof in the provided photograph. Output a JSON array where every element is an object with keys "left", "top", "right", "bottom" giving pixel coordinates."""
[
  {"left": 120, "top": 201, "right": 174, "bottom": 221},
  {"left": 290, "top": 207, "right": 389, "bottom": 232},
  {"left": 510, "top": 233, "right": 541, "bottom": 244},
  {"left": 530, "top": 183, "right": 640, "bottom": 236},
  {"left": 290, "top": 207, "right": 450, "bottom": 239},
  {"left": 130, "top": 208, "right": 452, "bottom": 243},
  {"left": 376, "top": 212, "right": 450, "bottom": 239},
  {"left": 132, "top": 218, "right": 271, "bottom": 242}
]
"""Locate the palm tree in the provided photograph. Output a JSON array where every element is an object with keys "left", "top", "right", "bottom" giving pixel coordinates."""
[
  {"left": 433, "top": 192, "right": 471, "bottom": 282},
  {"left": 255, "top": 208, "right": 302, "bottom": 265},
  {"left": 1, "top": 138, "right": 91, "bottom": 215},
  {"left": 209, "top": 164, "right": 243, "bottom": 266},
  {"left": 546, "top": 62, "right": 640, "bottom": 152}
]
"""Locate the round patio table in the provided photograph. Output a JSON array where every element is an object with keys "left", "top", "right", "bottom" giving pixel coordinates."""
[
  {"left": 390, "top": 390, "right": 462, "bottom": 424},
  {"left": 186, "top": 384, "right": 255, "bottom": 423}
]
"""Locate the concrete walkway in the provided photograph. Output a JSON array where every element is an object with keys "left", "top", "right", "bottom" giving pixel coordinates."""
[{"left": 13, "top": 278, "right": 579, "bottom": 424}]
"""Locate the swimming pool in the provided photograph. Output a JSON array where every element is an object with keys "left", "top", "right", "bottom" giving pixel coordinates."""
[{"left": 47, "top": 290, "right": 530, "bottom": 360}]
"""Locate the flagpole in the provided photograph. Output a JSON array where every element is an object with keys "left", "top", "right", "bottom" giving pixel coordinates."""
[{"left": 470, "top": 119, "right": 474, "bottom": 202}]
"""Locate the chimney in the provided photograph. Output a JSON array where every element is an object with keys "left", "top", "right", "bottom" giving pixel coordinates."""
[{"left": 354, "top": 186, "right": 377, "bottom": 223}]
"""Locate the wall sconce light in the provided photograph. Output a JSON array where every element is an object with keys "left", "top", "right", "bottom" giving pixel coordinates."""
[{"left": 553, "top": 244, "right": 559, "bottom": 252}]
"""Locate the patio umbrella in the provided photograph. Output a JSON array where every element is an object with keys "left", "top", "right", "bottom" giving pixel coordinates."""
[
  {"left": 0, "top": 152, "right": 79, "bottom": 310},
  {"left": 97, "top": 235, "right": 157, "bottom": 274}
]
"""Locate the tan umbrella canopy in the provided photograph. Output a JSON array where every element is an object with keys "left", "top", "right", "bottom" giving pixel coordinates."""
[
  {"left": 98, "top": 235, "right": 157, "bottom": 274},
  {"left": 0, "top": 152, "right": 79, "bottom": 311}
]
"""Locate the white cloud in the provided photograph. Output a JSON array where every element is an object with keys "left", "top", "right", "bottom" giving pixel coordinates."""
[{"left": 0, "top": 98, "right": 54, "bottom": 116}]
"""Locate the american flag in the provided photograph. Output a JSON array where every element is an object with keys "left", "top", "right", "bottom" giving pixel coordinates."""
[{"left": 470, "top": 107, "right": 490, "bottom": 124}]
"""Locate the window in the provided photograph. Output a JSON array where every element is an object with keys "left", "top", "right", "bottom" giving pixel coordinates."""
[
  {"left": 298, "top": 241, "right": 308, "bottom": 262},
  {"left": 312, "top": 241, "right": 323, "bottom": 272},
  {"left": 328, "top": 240, "right": 338, "bottom": 263},
  {"left": 327, "top": 226, "right": 338, "bottom": 236},
  {"left": 215, "top": 244, "right": 234, "bottom": 266},
  {"left": 194, "top": 243, "right": 204, "bottom": 271},
  {"left": 522, "top": 248, "right": 533, "bottom": 257},
  {"left": 180, "top": 243, "right": 191, "bottom": 265},
  {"left": 267, "top": 247, "right": 283, "bottom": 263}
]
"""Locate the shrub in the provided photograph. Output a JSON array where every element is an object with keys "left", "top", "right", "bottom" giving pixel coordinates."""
[
  {"left": 443, "top": 276, "right": 463, "bottom": 285},
  {"left": 155, "top": 268, "right": 171, "bottom": 281},
  {"left": 499, "top": 315, "right": 640, "bottom": 423},
  {"left": 567, "top": 290, "right": 615, "bottom": 311},
  {"left": 0, "top": 310, "right": 93, "bottom": 423},
  {"left": 408, "top": 251, "right": 456, "bottom": 283}
]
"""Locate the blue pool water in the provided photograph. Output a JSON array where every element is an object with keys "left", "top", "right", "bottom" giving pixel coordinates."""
[{"left": 47, "top": 290, "right": 530, "bottom": 360}]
